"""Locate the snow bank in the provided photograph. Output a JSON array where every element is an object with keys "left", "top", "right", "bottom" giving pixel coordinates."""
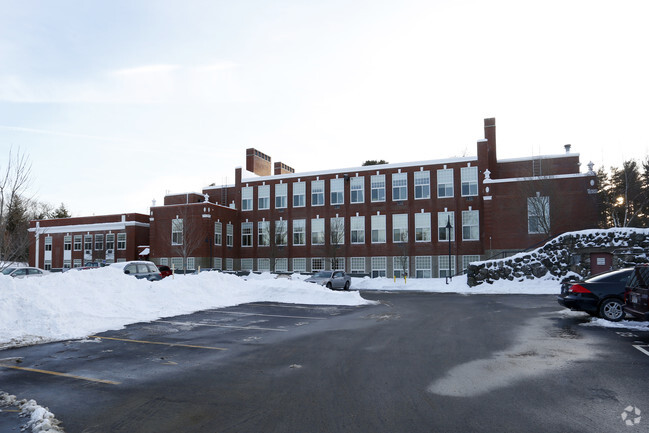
[
  {"left": 0, "top": 392, "right": 64, "bottom": 432},
  {"left": 0, "top": 268, "right": 371, "bottom": 349}
]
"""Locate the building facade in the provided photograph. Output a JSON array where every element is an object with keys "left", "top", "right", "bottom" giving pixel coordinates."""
[{"left": 29, "top": 118, "right": 599, "bottom": 277}]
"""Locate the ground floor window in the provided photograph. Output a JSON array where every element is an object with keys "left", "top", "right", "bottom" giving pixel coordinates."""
[
  {"left": 241, "top": 258, "right": 253, "bottom": 271},
  {"left": 213, "top": 257, "right": 222, "bottom": 270},
  {"left": 371, "top": 257, "right": 386, "bottom": 278},
  {"left": 226, "top": 258, "right": 233, "bottom": 271},
  {"left": 186, "top": 257, "right": 196, "bottom": 270},
  {"left": 312, "top": 258, "right": 325, "bottom": 272},
  {"left": 258, "top": 258, "right": 270, "bottom": 272},
  {"left": 331, "top": 257, "right": 345, "bottom": 271},
  {"left": 350, "top": 257, "right": 365, "bottom": 273},
  {"left": 159, "top": 257, "right": 168, "bottom": 266},
  {"left": 462, "top": 255, "right": 480, "bottom": 271},
  {"left": 44, "top": 260, "right": 51, "bottom": 271},
  {"left": 293, "top": 258, "right": 306, "bottom": 272},
  {"left": 438, "top": 255, "right": 456, "bottom": 278},
  {"left": 275, "top": 258, "right": 288, "bottom": 272},
  {"left": 73, "top": 259, "right": 82, "bottom": 268},
  {"left": 63, "top": 260, "right": 71, "bottom": 269},
  {"left": 171, "top": 257, "right": 184, "bottom": 270},
  {"left": 415, "top": 256, "right": 432, "bottom": 278},
  {"left": 393, "top": 256, "right": 409, "bottom": 278}
]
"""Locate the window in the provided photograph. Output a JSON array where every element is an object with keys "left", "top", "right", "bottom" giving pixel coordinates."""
[
  {"left": 371, "top": 214, "right": 386, "bottom": 243},
  {"left": 241, "top": 258, "right": 253, "bottom": 270},
  {"left": 241, "top": 222, "right": 253, "bottom": 247},
  {"left": 215, "top": 222, "right": 222, "bottom": 245},
  {"left": 415, "top": 213, "right": 431, "bottom": 242},
  {"left": 275, "top": 183, "right": 287, "bottom": 209},
  {"left": 528, "top": 196, "right": 550, "bottom": 234},
  {"left": 117, "top": 233, "right": 126, "bottom": 250},
  {"left": 64, "top": 236, "right": 72, "bottom": 251},
  {"left": 311, "top": 218, "right": 325, "bottom": 245},
  {"left": 94, "top": 234, "right": 104, "bottom": 250},
  {"left": 311, "top": 180, "right": 324, "bottom": 206},
  {"left": 461, "top": 166, "right": 478, "bottom": 197},
  {"left": 351, "top": 257, "right": 365, "bottom": 273},
  {"left": 106, "top": 234, "right": 115, "bottom": 250},
  {"left": 73, "top": 235, "right": 82, "bottom": 251},
  {"left": 275, "top": 258, "right": 288, "bottom": 272},
  {"left": 44, "top": 237, "right": 52, "bottom": 251},
  {"left": 63, "top": 260, "right": 71, "bottom": 269},
  {"left": 463, "top": 255, "right": 480, "bottom": 271},
  {"left": 172, "top": 219, "right": 183, "bottom": 245},
  {"left": 312, "top": 258, "right": 325, "bottom": 272},
  {"left": 84, "top": 235, "right": 92, "bottom": 251},
  {"left": 275, "top": 220, "right": 288, "bottom": 246},
  {"left": 293, "top": 182, "right": 306, "bottom": 207},
  {"left": 293, "top": 219, "right": 306, "bottom": 246},
  {"left": 414, "top": 171, "right": 430, "bottom": 199},
  {"left": 350, "top": 177, "right": 364, "bottom": 203},
  {"left": 371, "top": 257, "right": 386, "bottom": 278},
  {"left": 415, "top": 256, "right": 432, "bottom": 278},
  {"left": 462, "top": 210, "right": 479, "bottom": 241},
  {"left": 330, "top": 217, "right": 344, "bottom": 245},
  {"left": 350, "top": 216, "right": 365, "bottom": 244},
  {"left": 226, "top": 224, "right": 233, "bottom": 247},
  {"left": 439, "top": 255, "right": 456, "bottom": 278},
  {"left": 258, "top": 258, "right": 270, "bottom": 272},
  {"left": 330, "top": 178, "right": 344, "bottom": 205},
  {"left": 44, "top": 260, "right": 51, "bottom": 271},
  {"left": 371, "top": 175, "right": 385, "bottom": 202},
  {"left": 258, "top": 184, "right": 270, "bottom": 210},
  {"left": 437, "top": 168, "right": 454, "bottom": 198},
  {"left": 171, "top": 257, "right": 183, "bottom": 270},
  {"left": 258, "top": 221, "right": 270, "bottom": 246},
  {"left": 438, "top": 212, "right": 455, "bottom": 241},
  {"left": 392, "top": 214, "right": 408, "bottom": 243},
  {"left": 393, "top": 256, "right": 409, "bottom": 278},
  {"left": 392, "top": 172, "right": 407, "bottom": 201},
  {"left": 293, "top": 258, "right": 306, "bottom": 272},
  {"left": 186, "top": 257, "right": 195, "bottom": 270},
  {"left": 332, "top": 257, "right": 345, "bottom": 270},
  {"left": 242, "top": 186, "right": 253, "bottom": 211},
  {"left": 213, "top": 257, "right": 222, "bottom": 270},
  {"left": 159, "top": 258, "right": 168, "bottom": 266},
  {"left": 226, "top": 258, "right": 233, "bottom": 271}
]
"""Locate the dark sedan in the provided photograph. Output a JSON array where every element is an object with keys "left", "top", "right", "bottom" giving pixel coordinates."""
[{"left": 557, "top": 268, "right": 633, "bottom": 321}]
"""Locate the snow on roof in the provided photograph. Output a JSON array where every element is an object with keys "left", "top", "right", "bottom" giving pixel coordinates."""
[
  {"left": 498, "top": 153, "right": 579, "bottom": 163},
  {"left": 484, "top": 172, "right": 592, "bottom": 184}
]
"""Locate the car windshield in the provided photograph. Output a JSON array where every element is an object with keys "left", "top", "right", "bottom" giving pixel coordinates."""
[
  {"left": 2, "top": 267, "right": 16, "bottom": 275},
  {"left": 313, "top": 271, "right": 332, "bottom": 278}
]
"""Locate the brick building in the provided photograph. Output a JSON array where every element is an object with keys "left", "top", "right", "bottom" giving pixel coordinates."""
[{"left": 29, "top": 118, "right": 599, "bottom": 277}]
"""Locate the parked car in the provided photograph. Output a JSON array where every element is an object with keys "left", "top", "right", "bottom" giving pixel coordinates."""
[
  {"left": 305, "top": 270, "right": 351, "bottom": 290},
  {"left": 109, "top": 261, "right": 162, "bottom": 281},
  {"left": 1, "top": 267, "right": 48, "bottom": 278},
  {"left": 623, "top": 265, "right": 649, "bottom": 321},
  {"left": 557, "top": 267, "right": 633, "bottom": 321},
  {"left": 158, "top": 265, "right": 173, "bottom": 278}
]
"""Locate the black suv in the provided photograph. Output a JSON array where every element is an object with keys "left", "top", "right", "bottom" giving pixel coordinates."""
[{"left": 624, "top": 265, "right": 649, "bottom": 321}]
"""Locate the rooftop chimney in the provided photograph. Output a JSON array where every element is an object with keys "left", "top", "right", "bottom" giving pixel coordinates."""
[{"left": 564, "top": 144, "right": 571, "bottom": 154}]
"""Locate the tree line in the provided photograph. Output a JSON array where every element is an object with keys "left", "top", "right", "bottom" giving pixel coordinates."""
[
  {"left": 597, "top": 159, "right": 649, "bottom": 228},
  {"left": 1, "top": 149, "right": 70, "bottom": 266}
]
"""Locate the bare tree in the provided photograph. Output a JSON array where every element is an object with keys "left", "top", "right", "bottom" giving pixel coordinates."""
[
  {"left": 258, "top": 220, "right": 287, "bottom": 272},
  {"left": 0, "top": 149, "right": 32, "bottom": 268},
  {"left": 519, "top": 177, "right": 555, "bottom": 237},
  {"left": 327, "top": 216, "right": 345, "bottom": 270},
  {"left": 395, "top": 232, "right": 410, "bottom": 278},
  {"left": 170, "top": 205, "right": 204, "bottom": 272}
]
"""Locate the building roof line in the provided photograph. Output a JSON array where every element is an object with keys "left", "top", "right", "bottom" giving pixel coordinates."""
[
  {"left": 484, "top": 172, "right": 592, "bottom": 184},
  {"left": 29, "top": 221, "right": 150, "bottom": 234},
  {"left": 498, "top": 153, "right": 579, "bottom": 163}
]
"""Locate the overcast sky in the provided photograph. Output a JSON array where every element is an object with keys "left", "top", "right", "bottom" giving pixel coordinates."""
[{"left": 1, "top": 0, "right": 648, "bottom": 217}]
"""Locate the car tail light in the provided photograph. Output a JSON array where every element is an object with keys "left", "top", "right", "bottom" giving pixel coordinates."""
[{"left": 570, "top": 284, "right": 591, "bottom": 294}]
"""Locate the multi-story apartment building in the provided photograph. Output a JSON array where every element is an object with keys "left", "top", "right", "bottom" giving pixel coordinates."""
[{"left": 29, "top": 118, "right": 598, "bottom": 277}]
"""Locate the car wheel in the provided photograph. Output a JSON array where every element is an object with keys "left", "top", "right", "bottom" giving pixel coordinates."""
[
  {"left": 344, "top": 281, "right": 350, "bottom": 291},
  {"left": 599, "top": 299, "right": 625, "bottom": 322},
  {"left": 326, "top": 282, "right": 332, "bottom": 290}
]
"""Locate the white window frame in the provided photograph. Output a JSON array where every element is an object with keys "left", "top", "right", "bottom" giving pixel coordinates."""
[
  {"left": 44, "top": 237, "right": 52, "bottom": 251},
  {"left": 171, "top": 257, "right": 184, "bottom": 270},
  {"left": 106, "top": 234, "right": 115, "bottom": 250},
  {"left": 186, "top": 257, "right": 196, "bottom": 270},
  {"left": 275, "top": 258, "right": 288, "bottom": 272},
  {"left": 371, "top": 256, "right": 386, "bottom": 278},
  {"left": 330, "top": 217, "right": 344, "bottom": 245},
  {"left": 64, "top": 235, "right": 72, "bottom": 251},
  {"left": 462, "top": 255, "right": 480, "bottom": 271},
  {"left": 437, "top": 168, "right": 454, "bottom": 198},
  {"left": 241, "top": 258, "right": 253, "bottom": 271},
  {"left": 226, "top": 258, "right": 233, "bottom": 271},
  {"left": 172, "top": 219, "right": 183, "bottom": 245},
  {"left": 226, "top": 224, "right": 233, "bottom": 247},
  {"left": 392, "top": 172, "right": 407, "bottom": 201},
  {"left": 214, "top": 221, "right": 222, "bottom": 245},
  {"left": 73, "top": 235, "right": 82, "bottom": 251},
  {"left": 275, "top": 183, "right": 287, "bottom": 209},
  {"left": 371, "top": 174, "right": 386, "bottom": 202},
  {"left": 311, "top": 258, "right": 325, "bottom": 272},
  {"left": 350, "top": 216, "right": 365, "bottom": 244},
  {"left": 528, "top": 196, "right": 550, "bottom": 234},
  {"left": 311, "top": 180, "right": 325, "bottom": 206},
  {"left": 258, "top": 258, "right": 270, "bottom": 272},
  {"left": 275, "top": 220, "right": 288, "bottom": 246},
  {"left": 117, "top": 233, "right": 126, "bottom": 250},
  {"left": 84, "top": 235, "right": 92, "bottom": 251},
  {"left": 213, "top": 257, "right": 223, "bottom": 270},
  {"left": 258, "top": 221, "right": 270, "bottom": 247},
  {"left": 293, "top": 181, "right": 306, "bottom": 207},
  {"left": 350, "top": 257, "right": 365, "bottom": 273},
  {"left": 393, "top": 256, "right": 409, "bottom": 278},
  {"left": 293, "top": 219, "right": 306, "bottom": 246},
  {"left": 415, "top": 256, "right": 432, "bottom": 278},
  {"left": 350, "top": 176, "right": 364, "bottom": 203},
  {"left": 330, "top": 178, "right": 344, "bottom": 205},
  {"left": 414, "top": 171, "right": 430, "bottom": 199},
  {"left": 461, "top": 166, "right": 478, "bottom": 197},
  {"left": 94, "top": 234, "right": 104, "bottom": 251},
  {"left": 241, "top": 222, "right": 253, "bottom": 247},
  {"left": 439, "top": 255, "right": 456, "bottom": 278},
  {"left": 242, "top": 186, "right": 253, "bottom": 211},
  {"left": 258, "top": 184, "right": 270, "bottom": 210},
  {"left": 438, "top": 212, "right": 455, "bottom": 242},
  {"left": 371, "top": 214, "right": 386, "bottom": 244},
  {"left": 462, "top": 210, "right": 479, "bottom": 241},
  {"left": 392, "top": 214, "right": 408, "bottom": 243},
  {"left": 293, "top": 258, "right": 306, "bottom": 272},
  {"left": 415, "top": 212, "right": 431, "bottom": 242},
  {"left": 311, "top": 218, "right": 325, "bottom": 245}
]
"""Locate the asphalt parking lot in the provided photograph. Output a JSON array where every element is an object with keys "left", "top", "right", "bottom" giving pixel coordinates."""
[{"left": 2, "top": 293, "right": 649, "bottom": 432}]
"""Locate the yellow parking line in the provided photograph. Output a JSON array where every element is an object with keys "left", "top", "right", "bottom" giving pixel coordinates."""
[
  {"left": 0, "top": 363, "right": 120, "bottom": 385},
  {"left": 89, "top": 335, "right": 228, "bottom": 350}
]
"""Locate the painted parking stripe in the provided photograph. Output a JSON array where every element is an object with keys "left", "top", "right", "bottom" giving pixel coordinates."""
[
  {"left": 89, "top": 335, "right": 228, "bottom": 350},
  {"left": 211, "top": 311, "right": 327, "bottom": 320},
  {"left": 0, "top": 363, "right": 120, "bottom": 385},
  {"left": 633, "top": 345, "right": 649, "bottom": 357},
  {"left": 156, "top": 320, "right": 288, "bottom": 332}
]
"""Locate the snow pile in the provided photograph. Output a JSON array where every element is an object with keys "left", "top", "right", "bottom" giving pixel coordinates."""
[
  {"left": 0, "top": 268, "right": 371, "bottom": 350},
  {"left": 467, "top": 228, "right": 649, "bottom": 286},
  {"left": 0, "top": 392, "right": 64, "bottom": 433}
]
